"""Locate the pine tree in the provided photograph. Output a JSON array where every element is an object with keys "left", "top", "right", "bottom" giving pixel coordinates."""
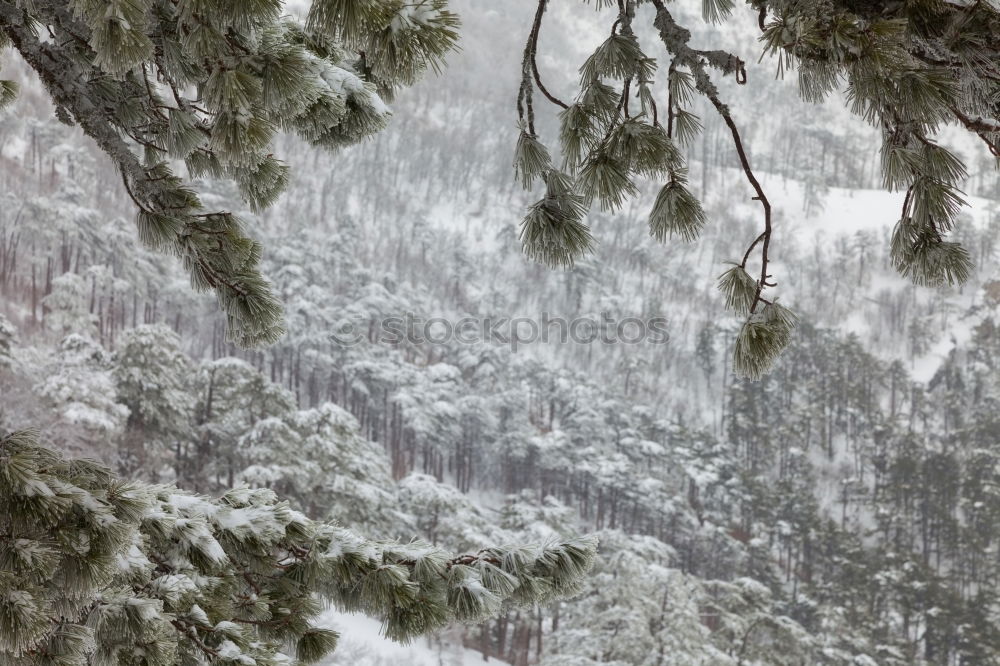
[
  {"left": 0, "top": 429, "right": 598, "bottom": 665},
  {"left": 113, "top": 325, "right": 195, "bottom": 481},
  {"left": 189, "top": 358, "right": 296, "bottom": 493},
  {"left": 0, "top": 314, "right": 12, "bottom": 369},
  {"left": 40, "top": 273, "right": 97, "bottom": 338},
  {"left": 35, "top": 334, "right": 130, "bottom": 459},
  {"left": 238, "top": 403, "right": 401, "bottom": 533},
  {"left": 3, "top": 1, "right": 996, "bottom": 379}
]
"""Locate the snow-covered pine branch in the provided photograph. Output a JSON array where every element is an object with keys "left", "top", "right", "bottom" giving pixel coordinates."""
[
  {"left": 0, "top": 429, "right": 597, "bottom": 665},
  {"left": 0, "top": 0, "right": 458, "bottom": 348}
]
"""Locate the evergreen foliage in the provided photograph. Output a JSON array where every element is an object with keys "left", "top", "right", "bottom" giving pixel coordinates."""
[
  {"left": 238, "top": 403, "right": 401, "bottom": 532},
  {"left": 36, "top": 334, "right": 129, "bottom": 458},
  {"left": 512, "top": 0, "right": 1000, "bottom": 379},
  {"left": 0, "top": 429, "right": 597, "bottom": 665},
  {"left": 648, "top": 168, "right": 705, "bottom": 242},
  {"left": 0, "top": 0, "right": 458, "bottom": 348},
  {"left": 519, "top": 170, "right": 594, "bottom": 268},
  {"left": 3, "top": 161, "right": 1000, "bottom": 660},
  {"left": 113, "top": 325, "right": 195, "bottom": 479},
  {"left": 4, "top": 3, "right": 1000, "bottom": 661}
]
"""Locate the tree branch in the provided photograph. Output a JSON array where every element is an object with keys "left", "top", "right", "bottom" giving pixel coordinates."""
[
  {"left": 527, "top": 0, "right": 568, "bottom": 110},
  {"left": 949, "top": 105, "right": 1000, "bottom": 157},
  {"left": 649, "top": 0, "right": 772, "bottom": 313}
]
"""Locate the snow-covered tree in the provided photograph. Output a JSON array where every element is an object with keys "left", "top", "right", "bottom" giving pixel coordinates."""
[
  {"left": 0, "top": 0, "right": 458, "bottom": 348},
  {"left": 239, "top": 402, "right": 401, "bottom": 533},
  {"left": 40, "top": 272, "right": 96, "bottom": 338},
  {"left": 398, "top": 473, "right": 494, "bottom": 548},
  {"left": 189, "top": 358, "right": 295, "bottom": 492},
  {"left": 511, "top": 0, "right": 998, "bottom": 377},
  {"left": 34, "top": 334, "right": 129, "bottom": 458},
  {"left": 0, "top": 313, "right": 12, "bottom": 368},
  {"left": 4, "top": 0, "right": 996, "bottom": 377},
  {"left": 113, "top": 324, "right": 195, "bottom": 481}
]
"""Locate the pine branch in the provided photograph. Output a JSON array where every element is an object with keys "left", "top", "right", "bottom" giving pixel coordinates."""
[
  {"left": 0, "top": 430, "right": 598, "bottom": 663},
  {"left": 0, "top": 0, "right": 284, "bottom": 347},
  {"left": 949, "top": 105, "right": 1000, "bottom": 157},
  {"left": 527, "top": 0, "right": 568, "bottom": 110},
  {"left": 649, "top": 0, "right": 773, "bottom": 314},
  {"left": 171, "top": 619, "right": 221, "bottom": 658}
]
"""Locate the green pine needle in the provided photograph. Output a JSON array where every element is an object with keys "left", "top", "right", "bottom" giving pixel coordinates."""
[
  {"left": 891, "top": 220, "right": 973, "bottom": 287},
  {"left": 607, "top": 119, "right": 680, "bottom": 178},
  {"left": 672, "top": 108, "right": 703, "bottom": 147},
  {"left": 577, "top": 151, "right": 638, "bottom": 211},
  {"left": 559, "top": 104, "right": 599, "bottom": 172},
  {"left": 296, "top": 628, "right": 340, "bottom": 663},
  {"left": 649, "top": 175, "right": 707, "bottom": 243},
  {"left": 580, "top": 79, "right": 621, "bottom": 121},
  {"left": 717, "top": 265, "right": 757, "bottom": 316},
  {"left": 513, "top": 131, "right": 552, "bottom": 190},
  {"left": 703, "top": 0, "right": 736, "bottom": 23},
  {"left": 580, "top": 34, "right": 652, "bottom": 83},
  {"left": 732, "top": 303, "right": 797, "bottom": 380},
  {"left": 520, "top": 171, "right": 594, "bottom": 268},
  {"left": 0, "top": 80, "right": 18, "bottom": 110}
]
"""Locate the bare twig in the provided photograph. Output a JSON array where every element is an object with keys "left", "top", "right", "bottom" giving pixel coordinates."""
[{"left": 526, "top": 0, "right": 569, "bottom": 110}]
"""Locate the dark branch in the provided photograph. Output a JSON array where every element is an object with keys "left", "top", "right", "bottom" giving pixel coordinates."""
[
  {"left": 527, "top": 0, "right": 569, "bottom": 110},
  {"left": 649, "top": 0, "right": 772, "bottom": 313}
]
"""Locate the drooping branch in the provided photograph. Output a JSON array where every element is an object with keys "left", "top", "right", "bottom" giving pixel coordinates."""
[
  {"left": 665, "top": 57, "right": 678, "bottom": 136},
  {"left": 740, "top": 232, "right": 766, "bottom": 269},
  {"left": 526, "top": 0, "right": 568, "bottom": 111},
  {"left": 648, "top": 0, "right": 772, "bottom": 313},
  {"left": 713, "top": 104, "right": 772, "bottom": 312},
  {"left": 618, "top": 0, "right": 637, "bottom": 120},
  {"left": 518, "top": 0, "right": 552, "bottom": 134}
]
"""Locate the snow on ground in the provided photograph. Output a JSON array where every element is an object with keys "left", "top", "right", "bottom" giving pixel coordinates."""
[
  {"left": 753, "top": 173, "right": 998, "bottom": 384},
  {"left": 807, "top": 186, "right": 907, "bottom": 235},
  {"left": 757, "top": 171, "right": 997, "bottom": 238},
  {"left": 910, "top": 311, "right": 979, "bottom": 384},
  {"left": 316, "top": 609, "right": 508, "bottom": 666}
]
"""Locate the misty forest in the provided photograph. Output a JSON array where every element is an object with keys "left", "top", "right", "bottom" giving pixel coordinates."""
[{"left": 1, "top": 0, "right": 1000, "bottom": 664}]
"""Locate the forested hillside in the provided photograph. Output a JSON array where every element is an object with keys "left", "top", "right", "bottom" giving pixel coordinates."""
[{"left": 2, "top": 0, "right": 1000, "bottom": 664}]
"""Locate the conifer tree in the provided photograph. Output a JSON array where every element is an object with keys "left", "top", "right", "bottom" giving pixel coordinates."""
[
  {"left": 36, "top": 334, "right": 130, "bottom": 458},
  {"left": 0, "top": 429, "right": 598, "bottom": 665},
  {"left": 41, "top": 273, "right": 96, "bottom": 338},
  {"left": 0, "top": 314, "right": 12, "bottom": 369},
  {"left": 113, "top": 325, "right": 195, "bottom": 480},
  {"left": 238, "top": 403, "right": 401, "bottom": 533}
]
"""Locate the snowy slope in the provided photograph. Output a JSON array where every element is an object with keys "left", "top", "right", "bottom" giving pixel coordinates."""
[{"left": 316, "top": 609, "right": 507, "bottom": 666}]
